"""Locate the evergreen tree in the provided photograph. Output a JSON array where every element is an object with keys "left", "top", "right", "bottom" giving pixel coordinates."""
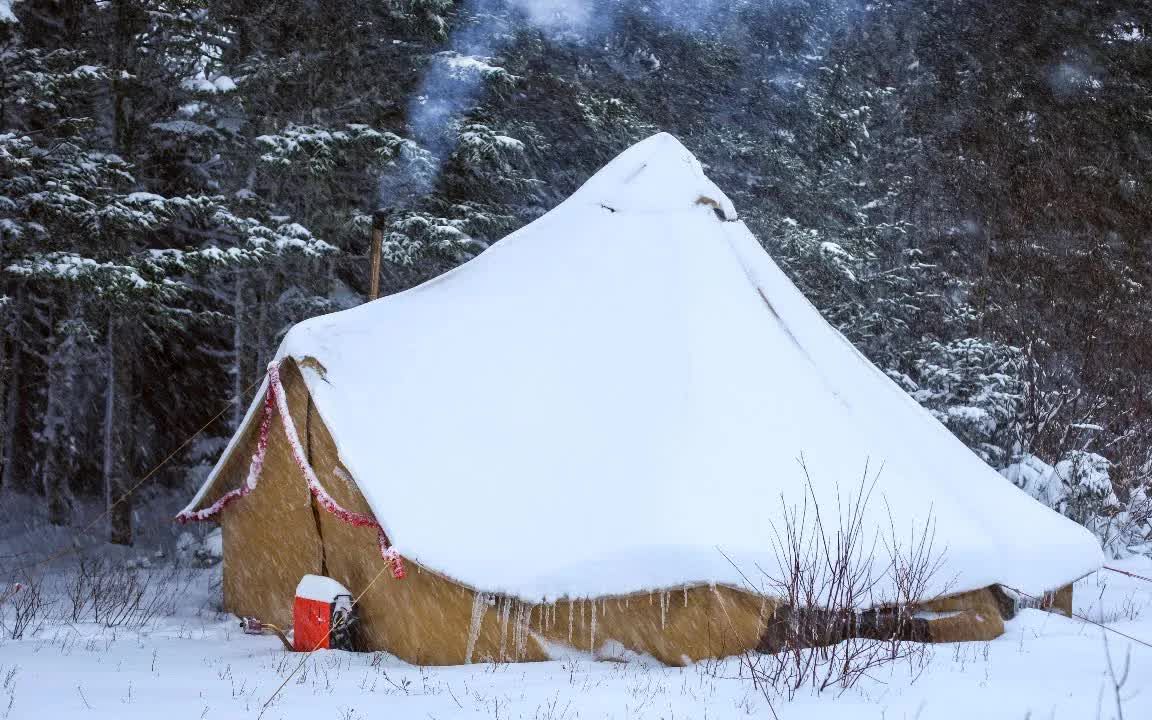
[{"left": 1, "top": 0, "right": 1149, "bottom": 552}]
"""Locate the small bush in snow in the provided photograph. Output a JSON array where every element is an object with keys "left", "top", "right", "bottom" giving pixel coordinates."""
[
  {"left": 1003, "top": 452, "right": 1151, "bottom": 557},
  {"left": 62, "top": 558, "right": 194, "bottom": 629},
  {"left": 175, "top": 529, "right": 223, "bottom": 568},
  {"left": 731, "top": 463, "right": 942, "bottom": 702},
  {"left": 0, "top": 577, "right": 50, "bottom": 640}
]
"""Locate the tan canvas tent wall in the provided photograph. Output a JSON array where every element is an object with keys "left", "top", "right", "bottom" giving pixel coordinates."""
[
  {"left": 187, "top": 358, "right": 1073, "bottom": 665},
  {"left": 180, "top": 134, "right": 1100, "bottom": 665}
]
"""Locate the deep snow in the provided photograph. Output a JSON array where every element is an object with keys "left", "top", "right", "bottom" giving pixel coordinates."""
[
  {"left": 184, "top": 133, "right": 1100, "bottom": 603},
  {"left": 2, "top": 555, "right": 1151, "bottom": 719}
]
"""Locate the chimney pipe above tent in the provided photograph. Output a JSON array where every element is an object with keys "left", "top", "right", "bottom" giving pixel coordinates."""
[{"left": 368, "top": 209, "right": 389, "bottom": 302}]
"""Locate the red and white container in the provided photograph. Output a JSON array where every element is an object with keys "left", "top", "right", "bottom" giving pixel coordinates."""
[{"left": 293, "top": 575, "right": 355, "bottom": 651}]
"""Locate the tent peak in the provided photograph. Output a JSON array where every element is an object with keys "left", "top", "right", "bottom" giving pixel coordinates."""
[{"left": 568, "top": 132, "right": 738, "bottom": 220}]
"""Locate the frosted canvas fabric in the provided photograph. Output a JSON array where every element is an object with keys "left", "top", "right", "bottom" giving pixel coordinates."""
[{"left": 186, "top": 133, "right": 1101, "bottom": 603}]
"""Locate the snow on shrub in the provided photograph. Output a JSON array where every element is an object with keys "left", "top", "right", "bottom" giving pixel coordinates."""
[
  {"left": 911, "top": 338, "right": 1025, "bottom": 467},
  {"left": 1002, "top": 451, "right": 1151, "bottom": 557},
  {"left": 176, "top": 528, "right": 223, "bottom": 567}
]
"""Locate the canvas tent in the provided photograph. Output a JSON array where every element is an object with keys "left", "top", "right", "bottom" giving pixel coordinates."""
[{"left": 179, "top": 133, "right": 1103, "bottom": 665}]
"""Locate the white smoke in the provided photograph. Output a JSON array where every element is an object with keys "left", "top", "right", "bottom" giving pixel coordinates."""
[
  {"left": 505, "top": 0, "right": 593, "bottom": 31},
  {"left": 401, "top": 0, "right": 716, "bottom": 192},
  {"left": 394, "top": 0, "right": 848, "bottom": 208}
]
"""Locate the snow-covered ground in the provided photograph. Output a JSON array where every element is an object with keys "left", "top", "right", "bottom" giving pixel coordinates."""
[{"left": 3, "top": 545, "right": 1151, "bottom": 720}]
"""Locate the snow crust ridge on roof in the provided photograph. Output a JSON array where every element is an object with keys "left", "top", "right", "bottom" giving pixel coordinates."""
[{"left": 565, "top": 132, "right": 737, "bottom": 219}]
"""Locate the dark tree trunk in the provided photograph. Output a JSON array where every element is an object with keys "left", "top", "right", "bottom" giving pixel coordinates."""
[
  {"left": 103, "top": 323, "right": 133, "bottom": 546},
  {"left": 42, "top": 314, "right": 77, "bottom": 527},
  {"left": 0, "top": 328, "right": 7, "bottom": 493},
  {"left": 1, "top": 287, "right": 24, "bottom": 495}
]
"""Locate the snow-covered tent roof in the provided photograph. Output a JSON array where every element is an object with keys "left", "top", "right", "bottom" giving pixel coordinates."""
[{"left": 185, "top": 133, "right": 1102, "bottom": 604}]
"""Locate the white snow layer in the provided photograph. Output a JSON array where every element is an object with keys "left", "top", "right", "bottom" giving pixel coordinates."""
[
  {"left": 8, "top": 559, "right": 1152, "bottom": 719},
  {"left": 190, "top": 132, "right": 1102, "bottom": 604},
  {"left": 296, "top": 574, "right": 351, "bottom": 602}
]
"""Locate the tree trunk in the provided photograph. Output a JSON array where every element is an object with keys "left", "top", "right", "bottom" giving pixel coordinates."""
[
  {"left": 232, "top": 269, "right": 245, "bottom": 430},
  {"left": 257, "top": 272, "right": 270, "bottom": 370},
  {"left": 0, "top": 326, "right": 7, "bottom": 494},
  {"left": 1, "top": 289, "right": 24, "bottom": 494},
  {"left": 103, "top": 322, "right": 132, "bottom": 546},
  {"left": 42, "top": 320, "right": 72, "bottom": 526},
  {"left": 102, "top": 329, "right": 115, "bottom": 535}
]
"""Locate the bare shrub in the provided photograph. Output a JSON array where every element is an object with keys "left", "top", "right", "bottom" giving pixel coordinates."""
[
  {"left": 1, "top": 663, "right": 17, "bottom": 719},
  {"left": 1101, "top": 634, "right": 1132, "bottom": 720},
  {"left": 0, "top": 575, "right": 52, "bottom": 640},
  {"left": 62, "top": 557, "right": 194, "bottom": 628},
  {"left": 733, "top": 461, "right": 947, "bottom": 701}
]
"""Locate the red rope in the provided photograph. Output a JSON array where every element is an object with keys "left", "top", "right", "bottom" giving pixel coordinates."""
[
  {"left": 1001, "top": 584, "right": 1152, "bottom": 650},
  {"left": 1103, "top": 565, "right": 1152, "bottom": 585},
  {"left": 177, "top": 360, "right": 405, "bottom": 580}
]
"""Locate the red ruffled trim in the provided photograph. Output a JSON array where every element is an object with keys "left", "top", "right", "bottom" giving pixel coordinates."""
[{"left": 177, "top": 360, "right": 405, "bottom": 580}]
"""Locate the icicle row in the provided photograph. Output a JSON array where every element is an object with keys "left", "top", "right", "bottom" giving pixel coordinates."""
[
  {"left": 513, "top": 602, "right": 531, "bottom": 660},
  {"left": 497, "top": 598, "right": 513, "bottom": 659},
  {"left": 465, "top": 593, "right": 492, "bottom": 664},
  {"left": 589, "top": 599, "right": 598, "bottom": 650}
]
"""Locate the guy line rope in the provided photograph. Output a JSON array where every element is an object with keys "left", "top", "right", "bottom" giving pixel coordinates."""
[
  {"left": 4, "top": 374, "right": 265, "bottom": 578},
  {"left": 1000, "top": 582, "right": 1152, "bottom": 651},
  {"left": 1103, "top": 565, "right": 1152, "bottom": 585},
  {"left": 258, "top": 561, "right": 394, "bottom": 716}
]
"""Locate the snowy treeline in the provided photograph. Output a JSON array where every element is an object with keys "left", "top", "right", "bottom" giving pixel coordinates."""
[{"left": 0, "top": 1, "right": 1149, "bottom": 551}]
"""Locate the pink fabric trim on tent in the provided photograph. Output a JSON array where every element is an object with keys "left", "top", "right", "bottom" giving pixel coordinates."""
[{"left": 176, "top": 361, "right": 406, "bottom": 580}]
